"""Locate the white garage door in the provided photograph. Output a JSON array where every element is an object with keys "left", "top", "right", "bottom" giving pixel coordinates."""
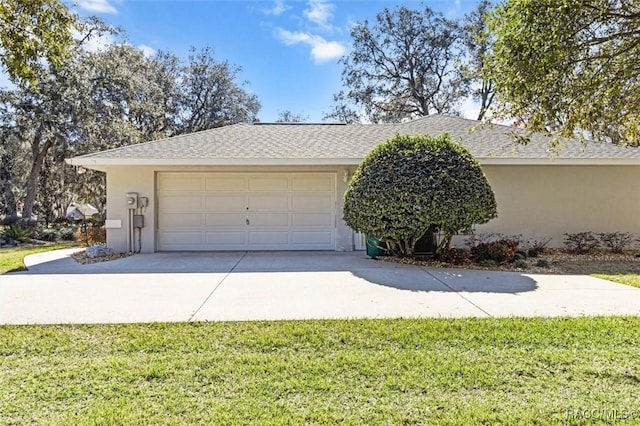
[{"left": 157, "top": 172, "right": 337, "bottom": 251}]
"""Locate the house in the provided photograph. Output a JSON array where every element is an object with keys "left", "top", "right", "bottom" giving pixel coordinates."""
[
  {"left": 66, "top": 203, "right": 99, "bottom": 221},
  {"left": 67, "top": 115, "right": 640, "bottom": 253}
]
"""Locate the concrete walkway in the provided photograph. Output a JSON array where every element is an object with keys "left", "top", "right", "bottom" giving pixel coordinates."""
[{"left": 1, "top": 249, "right": 638, "bottom": 324}]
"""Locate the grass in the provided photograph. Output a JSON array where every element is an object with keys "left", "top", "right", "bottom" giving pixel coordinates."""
[
  {"left": 0, "top": 243, "right": 75, "bottom": 274},
  {"left": 1, "top": 317, "right": 639, "bottom": 425},
  {"left": 593, "top": 273, "right": 640, "bottom": 289}
]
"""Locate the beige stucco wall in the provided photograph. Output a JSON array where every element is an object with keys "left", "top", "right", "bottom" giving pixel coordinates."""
[
  {"left": 103, "top": 164, "right": 640, "bottom": 252},
  {"left": 104, "top": 165, "right": 356, "bottom": 253},
  {"left": 476, "top": 165, "right": 640, "bottom": 247}
]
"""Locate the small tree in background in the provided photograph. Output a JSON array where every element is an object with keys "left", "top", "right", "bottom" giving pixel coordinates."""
[{"left": 343, "top": 134, "right": 497, "bottom": 257}]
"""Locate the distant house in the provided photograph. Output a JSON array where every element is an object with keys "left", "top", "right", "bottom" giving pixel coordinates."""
[
  {"left": 66, "top": 203, "right": 99, "bottom": 221},
  {"left": 67, "top": 115, "right": 640, "bottom": 253}
]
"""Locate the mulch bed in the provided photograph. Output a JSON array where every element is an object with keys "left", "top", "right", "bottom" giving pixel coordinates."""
[
  {"left": 382, "top": 249, "right": 640, "bottom": 275},
  {"left": 71, "top": 250, "right": 133, "bottom": 265}
]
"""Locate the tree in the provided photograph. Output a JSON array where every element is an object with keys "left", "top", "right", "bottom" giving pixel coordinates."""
[
  {"left": 335, "top": 6, "right": 468, "bottom": 123},
  {"left": 487, "top": 0, "right": 640, "bottom": 145},
  {"left": 179, "top": 47, "right": 260, "bottom": 132},
  {"left": 343, "top": 134, "right": 497, "bottom": 257},
  {"left": 461, "top": 0, "right": 495, "bottom": 121},
  {"left": 322, "top": 91, "right": 360, "bottom": 124},
  {"left": 275, "top": 110, "right": 308, "bottom": 123},
  {"left": 0, "top": 39, "right": 261, "bottom": 222},
  {"left": 0, "top": 0, "right": 76, "bottom": 86}
]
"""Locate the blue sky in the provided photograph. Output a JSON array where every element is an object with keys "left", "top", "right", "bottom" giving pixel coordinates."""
[{"left": 14, "top": 0, "right": 484, "bottom": 122}]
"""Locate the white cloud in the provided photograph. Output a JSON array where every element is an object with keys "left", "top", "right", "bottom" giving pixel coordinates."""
[
  {"left": 304, "top": 0, "right": 335, "bottom": 30},
  {"left": 73, "top": 29, "right": 116, "bottom": 53},
  {"left": 138, "top": 44, "right": 156, "bottom": 58},
  {"left": 77, "top": 0, "right": 117, "bottom": 14},
  {"left": 276, "top": 28, "right": 346, "bottom": 63},
  {"left": 263, "top": 0, "right": 289, "bottom": 16}
]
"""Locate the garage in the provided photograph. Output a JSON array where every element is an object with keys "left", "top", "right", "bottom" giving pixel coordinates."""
[{"left": 157, "top": 172, "right": 337, "bottom": 251}]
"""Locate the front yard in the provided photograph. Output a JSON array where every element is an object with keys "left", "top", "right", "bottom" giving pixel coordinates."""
[
  {"left": 0, "top": 243, "right": 76, "bottom": 274},
  {"left": 1, "top": 317, "right": 638, "bottom": 425}
]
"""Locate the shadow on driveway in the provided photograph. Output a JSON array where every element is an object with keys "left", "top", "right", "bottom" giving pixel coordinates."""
[{"left": 16, "top": 250, "right": 538, "bottom": 294}]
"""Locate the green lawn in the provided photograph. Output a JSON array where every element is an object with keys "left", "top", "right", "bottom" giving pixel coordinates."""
[
  {"left": 0, "top": 244, "right": 75, "bottom": 274},
  {"left": 593, "top": 273, "right": 640, "bottom": 289},
  {"left": 1, "top": 317, "right": 639, "bottom": 425}
]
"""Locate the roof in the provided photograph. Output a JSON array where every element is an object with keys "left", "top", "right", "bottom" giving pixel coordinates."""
[{"left": 68, "top": 115, "right": 640, "bottom": 168}]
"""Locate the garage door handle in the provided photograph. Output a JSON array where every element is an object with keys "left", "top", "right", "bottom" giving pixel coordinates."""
[{"left": 246, "top": 217, "right": 250, "bottom": 225}]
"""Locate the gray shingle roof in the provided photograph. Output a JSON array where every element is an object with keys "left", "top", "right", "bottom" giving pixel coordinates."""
[{"left": 70, "top": 114, "right": 640, "bottom": 166}]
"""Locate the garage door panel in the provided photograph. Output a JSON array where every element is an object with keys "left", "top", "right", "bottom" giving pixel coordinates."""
[
  {"left": 249, "top": 231, "right": 289, "bottom": 245},
  {"left": 292, "top": 193, "right": 333, "bottom": 210},
  {"left": 206, "top": 213, "right": 246, "bottom": 227},
  {"left": 292, "top": 231, "right": 334, "bottom": 244},
  {"left": 159, "top": 231, "right": 202, "bottom": 245},
  {"left": 250, "top": 213, "right": 289, "bottom": 227},
  {"left": 205, "top": 176, "right": 246, "bottom": 191},
  {"left": 292, "top": 213, "right": 333, "bottom": 227},
  {"left": 249, "top": 193, "right": 289, "bottom": 210},
  {"left": 249, "top": 176, "right": 289, "bottom": 191},
  {"left": 159, "top": 176, "right": 203, "bottom": 191},
  {"left": 159, "top": 213, "right": 203, "bottom": 227},
  {"left": 292, "top": 174, "right": 334, "bottom": 191},
  {"left": 160, "top": 195, "right": 202, "bottom": 211},
  {"left": 157, "top": 172, "right": 336, "bottom": 251},
  {"left": 205, "top": 194, "right": 245, "bottom": 211},
  {"left": 205, "top": 231, "right": 246, "bottom": 245}
]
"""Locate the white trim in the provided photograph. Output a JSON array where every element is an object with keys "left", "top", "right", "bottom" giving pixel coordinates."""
[{"left": 67, "top": 156, "right": 640, "bottom": 169}]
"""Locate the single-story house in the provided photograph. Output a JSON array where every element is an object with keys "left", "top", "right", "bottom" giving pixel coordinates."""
[
  {"left": 67, "top": 114, "right": 640, "bottom": 253},
  {"left": 66, "top": 203, "right": 99, "bottom": 221}
]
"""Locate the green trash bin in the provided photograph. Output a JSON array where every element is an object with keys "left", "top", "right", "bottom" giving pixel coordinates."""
[{"left": 366, "top": 235, "right": 387, "bottom": 258}]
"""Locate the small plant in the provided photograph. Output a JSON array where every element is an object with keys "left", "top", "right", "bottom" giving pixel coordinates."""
[
  {"left": 478, "top": 259, "right": 497, "bottom": 268},
  {"left": 535, "top": 259, "right": 550, "bottom": 268},
  {"left": 527, "top": 237, "right": 551, "bottom": 257},
  {"left": 440, "top": 247, "right": 472, "bottom": 265},
  {"left": 563, "top": 232, "right": 599, "bottom": 254},
  {"left": 3, "top": 225, "right": 32, "bottom": 243},
  {"left": 37, "top": 228, "right": 59, "bottom": 242},
  {"left": 598, "top": 232, "right": 634, "bottom": 254},
  {"left": 77, "top": 225, "right": 106, "bottom": 247},
  {"left": 58, "top": 227, "right": 76, "bottom": 241},
  {"left": 471, "top": 238, "right": 519, "bottom": 264},
  {"left": 513, "top": 259, "right": 528, "bottom": 269}
]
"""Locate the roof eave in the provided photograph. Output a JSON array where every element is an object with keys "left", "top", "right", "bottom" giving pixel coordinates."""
[{"left": 66, "top": 156, "right": 640, "bottom": 170}]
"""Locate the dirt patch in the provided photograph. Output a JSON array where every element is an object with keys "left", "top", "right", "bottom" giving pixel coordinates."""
[
  {"left": 71, "top": 250, "right": 133, "bottom": 265},
  {"left": 382, "top": 249, "right": 640, "bottom": 275}
]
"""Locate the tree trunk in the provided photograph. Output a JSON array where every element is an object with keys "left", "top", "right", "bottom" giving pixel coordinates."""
[
  {"left": 22, "top": 124, "right": 52, "bottom": 222},
  {"left": 0, "top": 153, "right": 18, "bottom": 223}
]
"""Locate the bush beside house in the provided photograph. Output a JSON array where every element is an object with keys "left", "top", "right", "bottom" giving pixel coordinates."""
[{"left": 343, "top": 133, "right": 497, "bottom": 257}]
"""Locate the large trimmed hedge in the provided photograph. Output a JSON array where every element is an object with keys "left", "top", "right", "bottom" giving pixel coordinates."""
[{"left": 344, "top": 133, "right": 497, "bottom": 257}]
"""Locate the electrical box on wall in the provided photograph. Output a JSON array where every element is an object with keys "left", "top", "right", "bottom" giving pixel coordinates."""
[
  {"left": 133, "top": 215, "right": 144, "bottom": 229},
  {"left": 125, "top": 192, "right": 138, "bottom": 209}
]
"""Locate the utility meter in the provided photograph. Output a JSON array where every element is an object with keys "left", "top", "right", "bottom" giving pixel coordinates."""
[{"left": 125, "top": 192, "right": 138, "bottom": 209}]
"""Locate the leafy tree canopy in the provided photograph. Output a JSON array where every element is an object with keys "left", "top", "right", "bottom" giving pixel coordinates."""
[
  {"left": 333, "top": 6, "right": 469, "bottom": 123},
  {"left": 487, "top": 0, "right": 640, "bottom": 145},
  {"left": 0, "top": 0, "right": 76, "bottom": 86},
  {"left": 344, "top": 134, "right": 497, "bottom": 257}
]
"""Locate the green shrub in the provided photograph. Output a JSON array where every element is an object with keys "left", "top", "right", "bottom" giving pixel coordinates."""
[
  {"left": 343, "top": 134, "right": 497, "bottom": 257},
  {"left": 535, "top": 259, "right": 550, "bottom": 268},
  {"left": 478, "top": 259, "right": 497, "bottom": 268},
  {"left": 3, "top": 225, "right": 32, "bottom": 242},
  {"left": 563, "top": 232, "right": 599, "bottom": 254},
  {"left": 37, "top": 228, "right": 59, "bottom": 242},
  {"left": 513, "top": 259, "right": 528, "bottom": 269},
  {"left": 58, "top": 227, "right": 76, "bottom": 241},
  {"left": 597, "top": 232, "right": 634, "bottom": 254}
]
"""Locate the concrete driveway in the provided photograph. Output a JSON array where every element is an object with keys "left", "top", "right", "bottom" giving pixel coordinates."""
[{"left": 1, "top": 248, "right": 638, "bottom": 324}]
